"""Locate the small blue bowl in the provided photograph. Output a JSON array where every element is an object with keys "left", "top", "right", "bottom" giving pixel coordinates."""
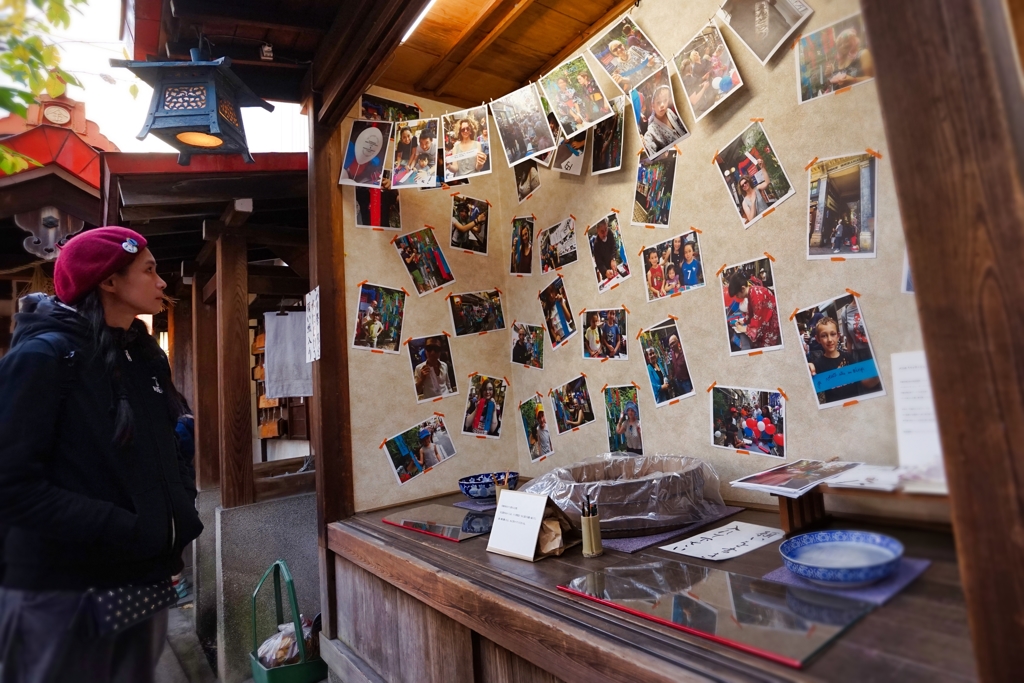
[
  {"left": 780, "top": 530, "right": 904, "bottom": 587},
  {"left": 458, "top": 472, "right": 519, "bottom": 499}
]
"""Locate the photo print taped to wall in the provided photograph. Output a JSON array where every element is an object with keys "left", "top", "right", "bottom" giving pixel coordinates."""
[
  {"left": 714, "top": 121, "right": 795, "bottom": 228},
  {"left": 585, "top": 212, "right": 632, "bottom": 293},
  {"left": 339, "top": 120, "right": 393, "bottom": 189},
  {"left": 383, "top": 415, "right": 456, "bottom": 485},
  {"left": 554, "top": 129, "right": 588, "bottom": 176},
  {"left": 720, "top": 256, "right": 784, "bottom": 356},
  {"left": 639, "top": 318, "right": 695, "bottom": 407},
  {"left": 673, "top": 24, "right": 745, "bottom": 123},
  {"left": 797, "top": 13, "right": 874, "bottom": 105},
  {"left": 630, "top": 67, "right": 689, "bottom": 159},
  {"left": 462, "top": 373, "right": 508, "bottom": 439},
  {"left": 355, "top": 169, "right": 401, "bottom": 231},
  {"left": 351, "top": 282, "right": 405, "bottom": 355},
  {"left": 588, "top": 15, "right": 666, "bottom": 94},
  {"left": 581, "top": 308, "right": 628, "bottom": 361},
  {"left": 519, "top": 394, "right": 554, "bottom": 462},
  {"left": 605, "top": 384, "right": 643, "bottom": 455},
  {"left": 551, "top": 374, "right": 596, "bottom": 435},
  {"left": 538, "top": 54, "right": 615, "bottom": 139},
  {"left": 392, "top": 226, "right": 455, "bottom": 296},
  {"left": 793, "top": 292, "right": 886, "bottom": 409},
  {"left": 539, "top": 275, "right": 576, "bottom": 349},
  {"left": 390, "top": 118, "right": 441, "bottom": 189},
  {"left": 711, "top": 386, "right": 785, "bottom": 458},
  {"left": 510, "top": 321, "right": 544, "bottom": 369},
  {"left": 807, "top": 153, "right": 878, "bottom": 260},
  {"left": 448, "top": 289, "right": 506, "bottom": 337},
  {"left": 717, "top": 0, "right": 814, "bottom": 66},
  {"left": 642, "top": 229, "right": 705, "bottom": 303},
  {"left": 490, "top": 83, "right": 558, "bottom": 167},
  {"left": 538, "top": 216, "right": 579, "bottom": 273},
  {"left": 442, "top": 105, "right": 492, "bottom": 182},
  {"left": 407, "top": 334, "right": 459, "bottom": 404},
  {"left": 591, "top": 96, "right": 625, "bottom": 175},
  {"left": 510, "top": 216, "right": 535, "bottom": 276},
  {"left": 361, "top": 93, "right": 420, "bottom": 124},
  {"left": 450, "top": 194, "right": 490, "bottom": 255},
  {"left": 514, "top": 158, "right": 541, "bottom": 204},
  {"left": 632, "top": 150, "right": 677, "bottom": 229}
]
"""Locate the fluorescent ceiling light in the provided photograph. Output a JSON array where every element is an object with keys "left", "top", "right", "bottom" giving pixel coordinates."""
[{"left": 401, "top": 0, "right": 439, "bottom": 44}]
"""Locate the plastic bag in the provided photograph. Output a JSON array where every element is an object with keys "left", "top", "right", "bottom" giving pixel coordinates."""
[
  {"left": 257, "top": 614, "right": 321, "bottom": 669},
  {"left": 521, "top": 453, "right": 725, "bottom": 538}
]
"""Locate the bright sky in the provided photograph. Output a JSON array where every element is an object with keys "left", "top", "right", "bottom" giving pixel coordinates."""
[{"left": 44, "top": 0, "right": 309, "bottom": 154}]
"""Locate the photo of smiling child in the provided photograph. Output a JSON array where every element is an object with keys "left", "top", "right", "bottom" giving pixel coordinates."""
[{"left": 582, "top": 308, "right": 628, "bottom": 360}]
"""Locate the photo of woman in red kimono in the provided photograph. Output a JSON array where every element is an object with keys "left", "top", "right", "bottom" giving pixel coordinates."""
[{"left": 727, "top": 269, "right": 782, "bottom": 351}]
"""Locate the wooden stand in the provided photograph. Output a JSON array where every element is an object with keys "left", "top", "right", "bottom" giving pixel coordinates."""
[{"left": 777, "top": 485, "right": 952, "bottom": 535}]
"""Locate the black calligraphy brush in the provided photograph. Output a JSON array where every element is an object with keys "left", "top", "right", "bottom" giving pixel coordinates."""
[{"left": 584, "top": 494, "right": 590, "bottom": 518}]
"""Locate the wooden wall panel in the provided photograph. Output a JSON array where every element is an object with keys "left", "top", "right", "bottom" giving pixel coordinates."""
[
  {"left": 168, "top": 295, "right": 195, "bottom": 409},
  {"left": 475, "top": 635, "right": 564, "bottom": 683},
  {"left": 192, "top": 275, "right": 220, "bottom": 490}
]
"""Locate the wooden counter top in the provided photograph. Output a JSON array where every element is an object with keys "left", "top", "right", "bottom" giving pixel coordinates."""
[{"left": 326, "top": 494, "right": 976, "bottom": 683}]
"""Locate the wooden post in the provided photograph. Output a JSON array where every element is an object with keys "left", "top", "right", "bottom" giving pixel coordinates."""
[
  {"left": 168, "top": 294, "right": 195, "bottom": 409},
  {"left": 307, "top": 93, "right": 354, "bottom": 640},
  {"left": 862, "top": 0, "right": 1024, "bottom": 679},
  {"left": 216, "top": 234, "right": 254, "bottom": 508},
  {"left": 192, "top": 275, "right": 220, "bottom": 490}
]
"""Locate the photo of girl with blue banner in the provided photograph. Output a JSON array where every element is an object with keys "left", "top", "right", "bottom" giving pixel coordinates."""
[{"left": 794, "top": 293, "right": 886, "bottom": 409}]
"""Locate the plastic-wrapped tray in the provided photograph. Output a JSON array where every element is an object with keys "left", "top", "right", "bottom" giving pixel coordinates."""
[{"left": 521, "top": 453, "right": 725, "bottom": 538}]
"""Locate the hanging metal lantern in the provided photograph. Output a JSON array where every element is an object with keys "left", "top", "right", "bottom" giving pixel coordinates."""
[{"left": 109, "top": 52, "right": 274, "bottom": 165}]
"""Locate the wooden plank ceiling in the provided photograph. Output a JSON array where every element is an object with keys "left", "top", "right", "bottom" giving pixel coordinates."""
[{"left": 376, "top": 0, "right": 636, "bottom": 108}]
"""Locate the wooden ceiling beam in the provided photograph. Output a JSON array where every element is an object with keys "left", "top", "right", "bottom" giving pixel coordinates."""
[
  {"left": 416, "top": 0, "right": 506, "bottom": 92},
  {"left": 221, "top": 198, "right": 254, "bottom": 227},
  {"left": 526, "top": 0, "right": 635, "bottom": 83},
  {"left": 203, "top": 219, "right": 308, "bottom": 247},
  {"left": 169, "top": 0, "right": 327, "bottom": 34},
  {"left": 435, "top": 0, "right": 538, "bottom": 97}
]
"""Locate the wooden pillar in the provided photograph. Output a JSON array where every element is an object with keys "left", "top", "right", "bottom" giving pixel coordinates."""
[
  {"left": 192, "top": 275, "right": 220, "bottom": 490},
  {"left": 216, "top": 235, "right": 254, "bottom": 508},
  {"left": 308, "top": 93, "right": 354, "bottom": 640},
  {"left": 862, "top": 1, "right": 1024, "bottom": 679},
  {"left": 168, "top": 294, "right": 195, "bottom": 409}
]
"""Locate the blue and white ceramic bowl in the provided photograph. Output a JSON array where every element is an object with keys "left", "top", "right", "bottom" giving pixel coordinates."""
[
  {"left": 458, "top": 472, "right": 519, "bottom": 499},
  {"left": 779, "top": 530, "right": 903, "bottom": 587}
]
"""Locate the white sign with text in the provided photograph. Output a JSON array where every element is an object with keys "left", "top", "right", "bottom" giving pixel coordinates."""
[
  {"left": 486, "top": 490, "right": 549, "bottom": 561},
  {"left": 660, "top": 521, "right": 783, "bottom": 561}
]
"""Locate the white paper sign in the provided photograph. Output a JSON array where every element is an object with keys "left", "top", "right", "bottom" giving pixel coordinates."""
[
  {"left": 486, "top": 490, "right": 549, "bottom": 561},
  {"left": 660, "top": 522, "right": 783, "bottom": 561},
  {"left": 891, "top": 351, "right": 943, "bottom": 470},
  {"left": 305, "top": 287, "right": 321, "bottom": 363}
]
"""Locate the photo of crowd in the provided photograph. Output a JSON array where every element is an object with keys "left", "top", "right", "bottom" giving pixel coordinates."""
[
  {"left": 510, "top": 322, "right": 544, "bottom": 369},
  {"left": 807, "top": 153, "right": 877, "bottom": 259},
  {"left": 519, "top": 395, "right": 554, "bottom": 461},
  {"left": 535, "top": 103, "right": 559, "bottom": 167},
  {"left": 352, "top": 282, "right": 406, "bottom": 354},
  {"left": 582, "top": 308, "right": 628, "bottom": 360},
  {"left": 355, "top": 170, "right": 401, "bottom": 230},
  {"left": 794, "top": 293, "right": 885, "bottom": 409},
  {"left": 632, "top": 150, "right": 676, "bottom": 228},
  {"left": 510, "top": 160, "right": 539, "bottom": 205},
  {"left": 510, "top": 216, "right": 534, "bottom": 275},
  {"left": 639, "top": 319, "right": 693, "bottom": 406},
  {"left": 630, "top": 67, "right": 689, "bottom": 159},
  {"left": 720, "top": 257, "right": 783, "bottom": 356},
  {"left": 449, "top": 289, "right": 506, "bottom": 336},
  {"left": 462, "top": 374, "right": 508, "bottom": 438},
  {"left": 539, "top": 276, "right": 576, "bottom": 348},
  {"left": 586, "top": 212, "right": 631, "bottom": 293},
  {"left": 383, "top": 415, "right": 456, "bottom": 484},
  {"left": 797, "top": 13, "right": 873, "bottom": 104},
  {"left": 715, "top": 121, "right": 794, "bottom": 227},
  {"left": 539, "top": 217, "right": 579, "bottom": 272},
  {"left": 490, "top": 84, "right": 557, "bottom": 166},
  {"left": 605, "top": 385, "right": 643, "bottom": 455},
  {"left": 717, "top": 0, "right": 814, "bottom": 66},
  {"left": 392, "top": 227, "right": 455, "bottom": 296},
  {"left": 589, "top": 16, "right": 666, "bottom": 94},
  {"left": 339, "top": 120, "right": 393, "bottom": 188},
  {"left": 538, "top": 55, "right": 614, "bottom": 138},
  {"left": 711, "top": 386, "right": 785, "bottom": 458},
  {"left": 551, "top": 375, "right": 595, "bottom": 434},
  {"left": 732, "top": 460, "right": 859, "bottom": 495},
  {"left": 591, "top": 96, "right": 625, "bottom": 175},
  {"left": 442, "top": 106, "right": 491, "bottom": 182},
  {"left": 390, "top": 118, "right": 440, "bottom": 188},
  {"left": 450, "top": 194, "right": 489, "bottom": 254},
  {"left": 673, "top": 24, "right": 744, "bottom": 122},
  {"left": 407, "top": 334, "right": 458, "bottom": 403},
  {"left": 554, "top": 129, "right": 588, "bottom": 175},
  {"left": 642, "top": 230, "right": 705, "bottom": 302},
  {"left": 361, "top": 94, "right": 420, "bottom": 123}
]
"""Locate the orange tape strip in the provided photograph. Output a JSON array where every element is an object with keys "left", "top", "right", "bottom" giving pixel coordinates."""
[
  {"left": 414, "top": 102, "right": 423, "bottom": 112},
  {"left": 372, "top": 227, "right": 384, "bottom": 232},
  {"left": 503, "top": 376, "right": 510, "bottom": 386},
  {"left": 424, "top": 224, "right": 435, "bottom": 230},
  {"left": 486, "top": 199, "right": 492, "bottom": 207},
  {"left": 442, "top": 330, "right": 452, "bottom": 337},
  {"left": 441, "top": 183, "right": 451, "bottom": 190},
  {"left": 866, "top": 148, "right": 883, "bottom": 159},
  {"left": 762, "top": 207, "right": 776, "bottom": 218},
  {"left": 432, "top": 396, "right": 443, "bottom": 403},
  {"left": 401, "top": 287, "right": 411, "bottom": 296},
  {"left": 673, "top": 144, "right": 683, "bottom": 155},
  {"left": 572, "top": 427, "right": 579, "bottom": 433},
  {"left": 601, "top": 358, "right": 609, "bottom": 363},
  {"left": 846, "top": 288, "right": 861, "bottom": 298},
  {"left": 690, "top": 226, "right": 702, "bottom": 234},
  {"left": 843, "top": 400, "right": 860, "bottom": 408},
  {"left": 403, "top": 338, "right": 412, "bottom": 346},
  {"left": 631, "top": 381, "right": 641, "bottom": 389},
  {"left": 531, "top": 213, "right": 537, "bottom": 220},
  {"left": 715, "top": 263, "right": 727, "bottom": 277},
  {"left": 777, "top": 388, "right": 788, "bottom": 401},
  {"left": 667, "top": 314, "right": 678, "bottom": 320},
  {"left": 580, "top": 372, "right": 587, "bottom": 378},
  {"left": 750, "top": 117, "right": 764, "bottom": 123},
  {"left": 611, "top": 207, "right": 620, "bottom": 213},
  {"left": 463, "top": 250, "right": 474, "bottom": 255},
  {"left": 537, "top": 455, "right": 547, "bottom": 463},
  {"left": 763, "top": 252, "right": 775, "bottom": 262},
  {"left": 749, "top": 350, "right": 763, "bottom": 356},
  {"left": 578, "top": 308, "right": 586, "bottom": 316},
  {"left": 706, "top": 381, "right": 717, "bottom": 393},
  {"left": 670, "top": 292, "right": 681, "bottom": 298},
  {"left": 569, "top": 214, "right": 576, "bottom": 220},
  {"left": 669, "top": 399, "right": 679, "bottom": 406},
  {"left": 834, "top": 86, "right": 852, "bottom": 95},
  {"left": 357, "top": 279, "right": 368, "bottom": 287},
  {"left": 390, "top": 234, "right": 399, "bottom": 244},
  {"left": 526, "top": 193, "right": 533, "bottom": 201},
  {"left": 637, "top": 149, "right": 644, "bottom": 156},
  {"left": 476, "top": 435, "right": 487, "bottom": 439},
  {"left": 788, "top": 308, "right": 799, "bottom": 321},
  {"left": 736, "top": 449, "right": 750, "bottom": 455},
  {"left": 450, "top": 191, "right": 461, "bottom": 197},
  {"left": 610, "top": 283, "right": 619, "bottom": 290},
  {"left": 379, "top": 439, "right": 386, "bottom": 449},
  {"left": 445, "top": 292, "right": 453, "bottom": 300},
  {"left": 600, "top": 383, "right": 608, "bottom": 392},
  {"left": 371, "top": 349, "right": 383, "bottom": 354},
  {"left": 636, "top": 328, "right": 644, "bottom": 340},
  {"left": 468, "top": 372, "right": 478, "bottom": 378},
  {"left": 831, "top": 256, "right": 846, "bottom": 262},
  {"left": 479, "top": 330, "right": 488, "bottom": 336},
  {"left": 711, "top": 150, "right": 720, "bottom": 164},
  {"left": 622, "top": 305, "right": 630, "bottom": 314},
  {"left": 645, "top": 224, "right": 655, "bottom": 230},
  {"left": 804, "top": 157, "right": 819, "bottom": 171},
  {"left": 638, "top": 245, "right": 646, "bottom": 256},
  {"left": 494, "top": 287, "right": 503, "bottom": 294},
  {"left": 516, "top": 274, "right": 524, "bottom": 278},
  {"left": 791, "top": 34, "right": 802, "bottom": 50}
]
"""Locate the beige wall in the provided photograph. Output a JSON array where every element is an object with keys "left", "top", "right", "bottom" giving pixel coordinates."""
[{"left": 341, "top": 0, "right": 921, "bottom": 512}]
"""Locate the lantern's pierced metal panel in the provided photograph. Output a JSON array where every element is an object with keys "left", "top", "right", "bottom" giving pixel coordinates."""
[{"left": 164, "top": 85, "right": 208, "bottom": 110}]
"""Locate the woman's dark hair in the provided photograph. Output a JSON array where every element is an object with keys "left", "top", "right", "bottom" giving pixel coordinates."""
[{"left": 728, "top": 270, "right": 749, "bottom": 298}]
